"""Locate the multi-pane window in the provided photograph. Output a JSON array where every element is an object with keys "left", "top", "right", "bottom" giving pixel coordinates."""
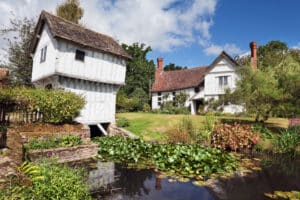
[
  {"left": 75, "top": 49, "right": 85, "bottom": 61},
  {"left": 40, "top": 46, "right": 47, "bottom": 63},
  {"left": 218, "top": 76, "right": 228, "bottom": 87}
]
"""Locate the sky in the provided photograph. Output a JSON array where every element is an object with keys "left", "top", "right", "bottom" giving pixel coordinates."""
[{"left": 0, "top": 0, "right": 300, "bottom": 68}]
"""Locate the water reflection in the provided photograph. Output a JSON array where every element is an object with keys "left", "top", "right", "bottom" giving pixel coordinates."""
[
  {"left": 86, "top": 155, "right": 300, "bottom": 200},
  {"left": 88, "top": 163, "right": 214, "bottom": 200}
]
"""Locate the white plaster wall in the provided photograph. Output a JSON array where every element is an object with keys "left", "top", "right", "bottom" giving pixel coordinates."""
[
  {"left": 204, "top": 58, "right": 238, "bottom": 96},
  {"left": 152, "top": 88, "right": 195, "bottom": 109},
  {"left": 56, "top": 40, "right": 126, "bottom": 85},
  {"left": 58, "top": 77, "right": 118, "bottom": 124},
  {"left": 32, "top": 24, "right": 57, "bottom": 82}
]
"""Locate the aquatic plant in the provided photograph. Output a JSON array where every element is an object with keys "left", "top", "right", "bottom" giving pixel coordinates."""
[
  {"left": 273, "top": 127, "right": 300, "bottom": 155},
  {"left": 93, "top": 136, "right": 238, "bottom": 178}
]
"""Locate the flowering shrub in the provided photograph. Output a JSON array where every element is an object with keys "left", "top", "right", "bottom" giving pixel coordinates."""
[{"left": 211, "top": 123, "right": 260, "bottom": 151}]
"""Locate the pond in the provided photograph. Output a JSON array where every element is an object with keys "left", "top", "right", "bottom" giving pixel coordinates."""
[{"left": 85, "top": 155, "right": 300, "bottom": 200}]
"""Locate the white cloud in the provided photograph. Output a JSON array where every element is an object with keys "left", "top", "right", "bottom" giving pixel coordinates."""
[
  {"left": 291, "top": 42, "right": 300, "bottom": 49},
  {"left": 203, "top": 43, "right": 244, "bottom": 56},
  {"left": 0, "top": 0, "right": 217, "bottom": 62}
]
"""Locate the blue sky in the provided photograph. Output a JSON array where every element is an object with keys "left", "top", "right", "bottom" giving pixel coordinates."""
[
  {"left": 0, "top": 0, "right": 299, "bottom": 68},
  {"left": 148, "top": 0, "right": 300, "bottom": 67}
]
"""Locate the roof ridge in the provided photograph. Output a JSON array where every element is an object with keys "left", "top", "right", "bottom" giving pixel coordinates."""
[
  {"left": 41, "top": 10, "right": 116, "bottom": 42},
  {"left": 162, "top": 65, "right": 208, "bottom": 73}
]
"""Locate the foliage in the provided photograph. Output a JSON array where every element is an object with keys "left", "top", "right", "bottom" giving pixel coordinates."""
[
  {"left": 159, "top": 101, "right": 190, "bottom": 114},
  {"left": 226, "top": 40, "right": 300, "bottom": 121},
  {"left": 164, "top": 63, "right": 187, "bottom": 71},
  {"left": 167, "top": 117, "right": 196, "bottom": 143},
  {"left": 93, "top": 136, "right": 238, "bottom": 178},
  {"left": 273, "top": 127, "right": 300, "bottom": 155},
  {"left": 0, "top": 161, "right": 91, "bottom": 200},
  {"left": 118, "top": 43, "right": 155, "bottom": 112},
  {"left": 24, "top": 135, "right": 82, "bottom": 150},
  {"left": 117, "top": 117, "right": 130, "bottom": 128},
  {"left": 211, "top": 123, "right": 260, "bottom": 151},
  {"left": 0, "top": 87, "right": 85, "bottom": 123},
  {"left": 56, "top": 0, "right": 84, "bottom": 24},
  {"left": 0, "top": 16, "right": 35, "bottom": 85},
  {"left": 143, "top": 103, "right": 151, "bottom": 112}
]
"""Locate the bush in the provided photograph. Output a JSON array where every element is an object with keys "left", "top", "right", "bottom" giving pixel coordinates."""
[
  {"left": 273, "top": 127, "right": 300, "bottom": 155},
  {"left": 117, "top": 117, "right": 130, "bottom": 127},
  {"left": 0, "top": 87, "right": 85, "bottom": 124},
  {"left": 142, "top": 103, "right": 151, "bottom": 112},
  {"left": 24, "top": 135, "right": 82, "bottom": 150},
  {"left": 211, "top": 123, "right": 260, "bottom": 151}
]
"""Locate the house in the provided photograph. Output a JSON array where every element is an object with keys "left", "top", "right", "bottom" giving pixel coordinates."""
[
  {"left": 151, "top": 43, "right": 257, "bottom": 114},
  {"left": 30, "top": 11, "right": 131, "bottom": 131}
]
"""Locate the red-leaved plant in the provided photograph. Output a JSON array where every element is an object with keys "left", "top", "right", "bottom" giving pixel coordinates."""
[{"left": 211, "top": 123, "right": 260, "bottom": 151}]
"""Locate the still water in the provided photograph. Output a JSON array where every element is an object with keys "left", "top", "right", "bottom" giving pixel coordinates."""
[{"left": 86, "top": 155, "right": 300, "bottom": 200}]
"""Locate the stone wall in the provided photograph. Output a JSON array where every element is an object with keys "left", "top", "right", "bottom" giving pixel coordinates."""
[
  {"left": 6, "top": 123, "right": 91, "bottom": 163},
  {"left": 27, "top": 143, "right": 98, "bottom": 163}
]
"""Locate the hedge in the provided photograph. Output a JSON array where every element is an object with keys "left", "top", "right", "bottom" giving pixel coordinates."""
[{"left": 0, "top": 87, "right": 85, "bottom": 124}]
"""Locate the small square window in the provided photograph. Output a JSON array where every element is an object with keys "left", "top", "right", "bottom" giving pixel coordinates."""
[
  {"left": 158, "top": 92, "right": 162, "bottom": 96},
  {"left": 75, "top": 49, "right": 85, "bottom": 61},
  {"left": 158, "top": 102, "right": 161, "bottom": 106},
  {"left": 158, "top": 97, "right": 162, "bottom": 101},
  {"left": 219, "top": 76, "right": 228, "bottom": 86}
]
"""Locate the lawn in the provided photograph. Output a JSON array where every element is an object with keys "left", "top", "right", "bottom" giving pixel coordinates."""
[{"left": 116, "top": 112, "right": 289, "bottom": 141}]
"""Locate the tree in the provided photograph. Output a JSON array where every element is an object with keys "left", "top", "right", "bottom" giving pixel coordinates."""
[
  {"left": 226, "top": 40, "right": 300, "bottom": 122},
  {"left": 0, "top": 17, "right": 36, "bottom": 86},
  {"left": 120, "top": 43, "right": 155, "bottom": 97},
  {"left": 56, "top": 0, "right": 84, "bottom": 24},
  {"left": 116, "top": 43, "right": 155, "bottom": 112},
  {"left": 164, "top": 63, "right": 187, "bottom": 71}
]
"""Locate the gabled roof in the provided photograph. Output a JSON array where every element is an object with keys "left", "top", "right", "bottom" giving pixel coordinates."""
[
  {"left": 151, "top": 51, "right": 238, "bottom": 92},
  {"left": 151, "top": 66, "right": 208, "bottom": 92},
  {"left": 30, "top": 11, "right": 131, "bottom": 60},
  {"left": 205, "top": 51, "right": 239, "bottom": 74}
]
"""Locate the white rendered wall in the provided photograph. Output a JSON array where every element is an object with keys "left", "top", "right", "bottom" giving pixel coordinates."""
[
  {"left": 152, "top": 88, "right": 195, "bottom": 109},
  {"left": 58, "top": 77, "right": 119, "bottom": 124},
  {"left": 32, "top": 24, "right": 57, "bottom": 82},
  {"left": 204, "top": 59, "right": 238, "bottom": 96},
  {"left": 55, "top": 40, "right": 126, "bottom": 85}
]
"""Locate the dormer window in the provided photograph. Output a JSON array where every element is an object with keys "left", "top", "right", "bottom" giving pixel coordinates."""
[
  {"left": 75, "top": 49, "right": 85, "bottom": 61},
  {"left": 40, "top": 46, "right": 47, "bottom": 63}
]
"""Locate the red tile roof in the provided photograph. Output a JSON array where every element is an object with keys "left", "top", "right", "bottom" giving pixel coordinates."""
[
  {"left": 151, "top": 51, "right": 239, "bottom": 92},
  {"left": 151, "top": 66, "right": 208, "bottom": 92},
  {"left": 31, "top": 11, "right": 131, "bottom": 60}
]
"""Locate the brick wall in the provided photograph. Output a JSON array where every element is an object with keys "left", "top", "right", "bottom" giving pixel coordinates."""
[
  {"left": 6, "top": 123, "right": 92, "bottom": 163},
  {"left": 27, "top": 144, "right": 98, "bottom": 163}
]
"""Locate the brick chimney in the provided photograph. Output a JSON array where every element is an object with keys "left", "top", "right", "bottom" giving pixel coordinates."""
[
  {"left": 0, "top": 68, "right": 9, "bottom": 87},
  {"left": 250, "top": 41, "right": 257, "bottom": 71},
  {"left": 157, "top": 57, "right": 163, "bottom": 71}
]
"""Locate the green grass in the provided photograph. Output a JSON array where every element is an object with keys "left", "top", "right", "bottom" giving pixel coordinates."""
[{"left": 116, "top": 112, "right": 289, "bottom": 141}]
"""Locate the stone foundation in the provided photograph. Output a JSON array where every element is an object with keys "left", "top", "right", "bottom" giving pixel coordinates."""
[
  {"left": 27, "top": 143, "right": 98, "bottom": 163},
  {"left": 108, "top": 122, "right": 137, "bottom": 138}
]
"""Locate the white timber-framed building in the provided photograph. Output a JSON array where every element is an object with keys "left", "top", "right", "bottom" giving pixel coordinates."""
[
  {"left": 30, "top": 11, "right": 131, "bottom": 131},
  {"left": 151, "top": 51, "right": 244, "bottom": 114}
]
